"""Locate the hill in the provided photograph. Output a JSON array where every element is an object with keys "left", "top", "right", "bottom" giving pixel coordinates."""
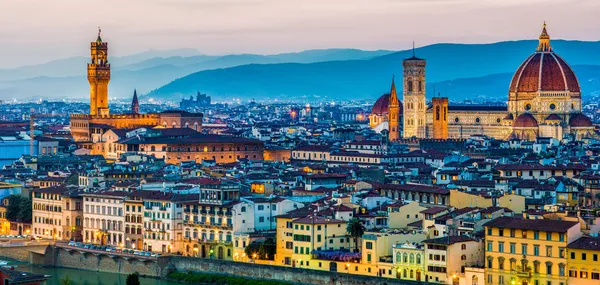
[{"left": 148, "top": 40, "right": 600, "bottom": 101}]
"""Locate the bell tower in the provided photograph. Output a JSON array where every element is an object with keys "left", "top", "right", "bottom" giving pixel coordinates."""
[
  {"left": 88, "top": 28, "right": 110, "bottom": 116},
  {"left": 432, "top": 97, "right": 448, "bottom": 139},
  {"left": 402, "top": 46, "right": 427, "bottom": 138}
]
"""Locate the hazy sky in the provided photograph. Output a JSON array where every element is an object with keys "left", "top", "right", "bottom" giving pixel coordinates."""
[{"left": 1, "top": 0, "right": 598, "bottom": 68}]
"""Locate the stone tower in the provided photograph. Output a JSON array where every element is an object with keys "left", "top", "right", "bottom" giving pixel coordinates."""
[
  {"left": 388, "top": 76, "right": 400, "bottom": 141},
  {"left": 402, "top": 52, "right": 427, "bottom": 138},
  {"left": 88, "top": 28, "right": 111, "bottom": 116},
  {"left": 131, "top": 89, "right": 140, "bottom": 114},
  {"left": 432, "top": 97, "right": 448, "bottom": 139}
]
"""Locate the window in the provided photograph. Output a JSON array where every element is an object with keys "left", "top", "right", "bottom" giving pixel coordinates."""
[
  {"left": 487, "top": 228, "right": 492, "bottom": 236},
  {"left": 498, "top": 242, "right": 504, "bottom": 253},
  {"left": 546, "top": 263, "right": 552, "bottom": 275},
  {"left": 592, "top": 272, "right": 599, "bottom": 280},
  {"left": 522, "top": 231, "right": 528, "bottom": 239},
  {"left": 487, "top": 241, "right": 493, "bottom": 252},
  {"left": 546, "top": 246, "right": 552, "bottom": 257},
  {"left": 257, "top": 205, "right": 264, "bottom": 211},
  {"left": 510, "top": 229, "right": 515, "bottom": 237},
  {"left": 499, "top": 229, "right": 504, "bottom": 236},
  {"left": 366, "top": 242, "right": 373, "bottom": 250},
  {"left": 510, "top": 243, "right": 516, "bottom": 254},
  {"left": 534, "top": 231, "right": 539, "bottom": 240},
  {"left": 594, "top": 254, "right": 598, "bottom": 262},
  {"left": 522, "top": 244, "right": 528, "bottom": 255},
  {"left": 559, "top": 234, "right": 565, "bottom": 242},
  {"left": 570, "top": 252, "right": 575, "bottom": 259},
  {"left": 534, "top": 245, "right": 539, "bottom": 256},
  {"left": 582, "top": 253, "right": 587, "bottom": 260}
]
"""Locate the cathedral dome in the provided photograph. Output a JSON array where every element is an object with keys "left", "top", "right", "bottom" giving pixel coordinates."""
[
  {"left": 509, "top": 24, "right": 580, "bottom": 94},
  {"left": 513, "top": 113, "right": 539, "bottom": 128},
  {"left": 371, "top": 94, "right": 403, "bottom": 115},
  {"left": 569, "top": 113, "right": 593, "bottom": 128}
]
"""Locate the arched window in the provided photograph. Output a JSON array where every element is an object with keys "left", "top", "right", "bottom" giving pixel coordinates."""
[
  {"left": 461, "top": 244, "right": 467, "bottom": 250},
  {"left": 461, "top": 254, "right": 466, "bottom": 260},
  {"left": 408, "top": 80, "right": 413, "bottom": 92},
  {"left": 151, "top": 146, "right": 155, "bottom": 151},
  {"left": 410, "top": 253, "right": 415, "bottom": 264},
  {"left": 403, "top": 253, "right": 408, "bottom": 263},
  {"left": 436, "top": 106, "right": 440, "bottom": 120},
  {"left": 396, "top": 252, "right": 402, "bottom": 263},
  {"left": 416, "top": 254, "right": 421, "bottom": 264}
]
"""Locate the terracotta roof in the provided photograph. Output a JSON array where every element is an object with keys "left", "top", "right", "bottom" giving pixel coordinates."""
[
  {"left": 483, "top": 216, "right": 578, "bottom": 233},
  {"left": 423, "top": 236, "right": 476, "bottom": 245},
  {"left": 513, "top": 113, "right": 538, "bottom": 128},
  {"left": 569, "top": 113, "right": 593, "bottom": 128},
  {"left": 567, "top": 236, "right": 600, "bottom": 251}
]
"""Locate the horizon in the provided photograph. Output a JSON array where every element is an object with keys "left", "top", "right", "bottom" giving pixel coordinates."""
[
  {"left": 1, "top": 0, "right": 599, "bottom": 68},
  {"left": 3, "top": 37, "right": 598, "bottom": 70}
]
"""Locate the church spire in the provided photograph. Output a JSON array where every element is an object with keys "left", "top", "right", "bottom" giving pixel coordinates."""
[
  {"left": 389, "top": 75, "right": 399, "bottom": 106},
  {"left": 131, "top": 89, "right": 140, "bottom": 114},
  {"left": 537, "top": 22, "right": 552, "bottom": 52}
]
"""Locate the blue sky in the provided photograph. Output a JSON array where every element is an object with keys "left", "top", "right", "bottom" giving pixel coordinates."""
[{"left": 0, "top": 0, "right": 598, "bottom": 68}]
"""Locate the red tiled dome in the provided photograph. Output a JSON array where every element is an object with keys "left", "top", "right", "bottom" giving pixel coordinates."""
[
  {"left": 509, "top": 24, "right": 580, "bottom": 94},
  {"left": 509, "top": 53, "right": 580, "bottom": 93},
  {"left": 513, "top": 113, "right": 539, "bottom": 128},
  {"left": 569, "top": 113, "right": 593, "bottom": 128},
  {"left": 371, "top": 94, "right": 403, "bottom": 115}
]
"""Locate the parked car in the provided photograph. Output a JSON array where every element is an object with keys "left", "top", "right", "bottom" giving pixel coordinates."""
[
  {"left": 133, "top": 250, "right": 141, "bottom": 255},
  {"left": 144, "top": 252, "right": 151, "bottom": 257},
  {"left": 68, "top": 241, "right": 75, "bottom": 246},
  {"left": 76, "top": 242, "right": 83, "bottom": 247},
  {"left": 83, "top": 244, "right": 91, "bottom": 249}
]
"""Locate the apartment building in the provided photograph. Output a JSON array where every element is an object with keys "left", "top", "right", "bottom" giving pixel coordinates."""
[
  {"left": 484, "top": 217, "right": 581, "bottom": 285},
  {"left": 82, "top": 191, "right": 127, "bottom": 246}
]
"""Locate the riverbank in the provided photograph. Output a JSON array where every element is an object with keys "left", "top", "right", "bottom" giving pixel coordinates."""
[
  {"left": 0, "top": 245, "right": 419, "bottom": 285},
  {"left": 166, "top": 272, "right": 295, "bottom": 285}
]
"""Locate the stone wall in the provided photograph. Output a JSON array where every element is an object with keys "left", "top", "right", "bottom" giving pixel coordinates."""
[
  {"left": 0, "top": 245, "right": 50, "bottom": 262},
  {"left": 10, "top": 246, "right": 422, "bottom": 285},
  {"left": 53, "top": 247, "right": 164, "bottom": 277},
  {"left": 167, "top": 256, "right": 422, "bottom": 285}
]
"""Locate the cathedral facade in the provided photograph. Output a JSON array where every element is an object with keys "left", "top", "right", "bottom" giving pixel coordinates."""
[
  {"left": 370, "top": 24, "right": 594, "bottom": 141},
  {"left": 70, "top": 30, "right": 203, "bottom": 142}
]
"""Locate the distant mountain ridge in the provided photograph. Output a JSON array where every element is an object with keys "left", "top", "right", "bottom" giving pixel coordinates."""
[
  {"left": 148, "top": 40, "right": 600, "bottom": 101},
  {"left": 0, "top": 48, "right": 394, "bottom": 100},
  {"left": 1, "top": 41, "right": 600, "bottom": 101}
]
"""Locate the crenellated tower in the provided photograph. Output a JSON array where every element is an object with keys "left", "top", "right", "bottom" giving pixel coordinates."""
[
  {"left": 388, "top": 76, "right": 400, "bottom": 141},
  {"left": 88, "top": 28, "right": 111, "bottom": 116},
  {"left": 402, "top": 49, "right": 427, "bottom": 138}
]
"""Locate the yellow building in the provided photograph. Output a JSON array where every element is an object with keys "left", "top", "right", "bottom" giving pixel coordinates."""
[
  {"left": 0, "top": 205, "right": 9, "bottom": 235},
  {"left": 484, "top": 217, "right": 581, "bottom": 285},
  {"left": 565, "top": 236, "right": 600, "bottom": 285},
  {"left": 449, "top": 190, "right": 525, "bottom": 214}
]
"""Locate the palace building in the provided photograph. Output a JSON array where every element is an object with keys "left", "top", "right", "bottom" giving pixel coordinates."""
[
  {"left": 70, "top": 29, "right": 203, "bottom": 142},
  {"left": 370, "top": 23, "right": 594, "bottom": 141}
]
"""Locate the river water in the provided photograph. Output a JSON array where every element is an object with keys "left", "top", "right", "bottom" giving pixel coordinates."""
[{"left": 6, "top": 260, "right": 182, "bottom": 285}]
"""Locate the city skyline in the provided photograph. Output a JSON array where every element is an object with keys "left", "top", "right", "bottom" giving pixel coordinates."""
[{"left": 1, "top": 0, "right": 599, "bottom": 68}]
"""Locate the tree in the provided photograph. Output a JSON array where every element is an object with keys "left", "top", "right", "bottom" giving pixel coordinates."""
[
  {"left": 60, "top": 276, "right": 72, "bottom": 285},
  {"left": 346, "top": 218, "right": 366, "bottom": 252},
  {"left": 18, "top": 197, "right": 32, "bottom": 223},
  {"left": 126, "top": 273, "right": 140, "bottom": 285}
]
